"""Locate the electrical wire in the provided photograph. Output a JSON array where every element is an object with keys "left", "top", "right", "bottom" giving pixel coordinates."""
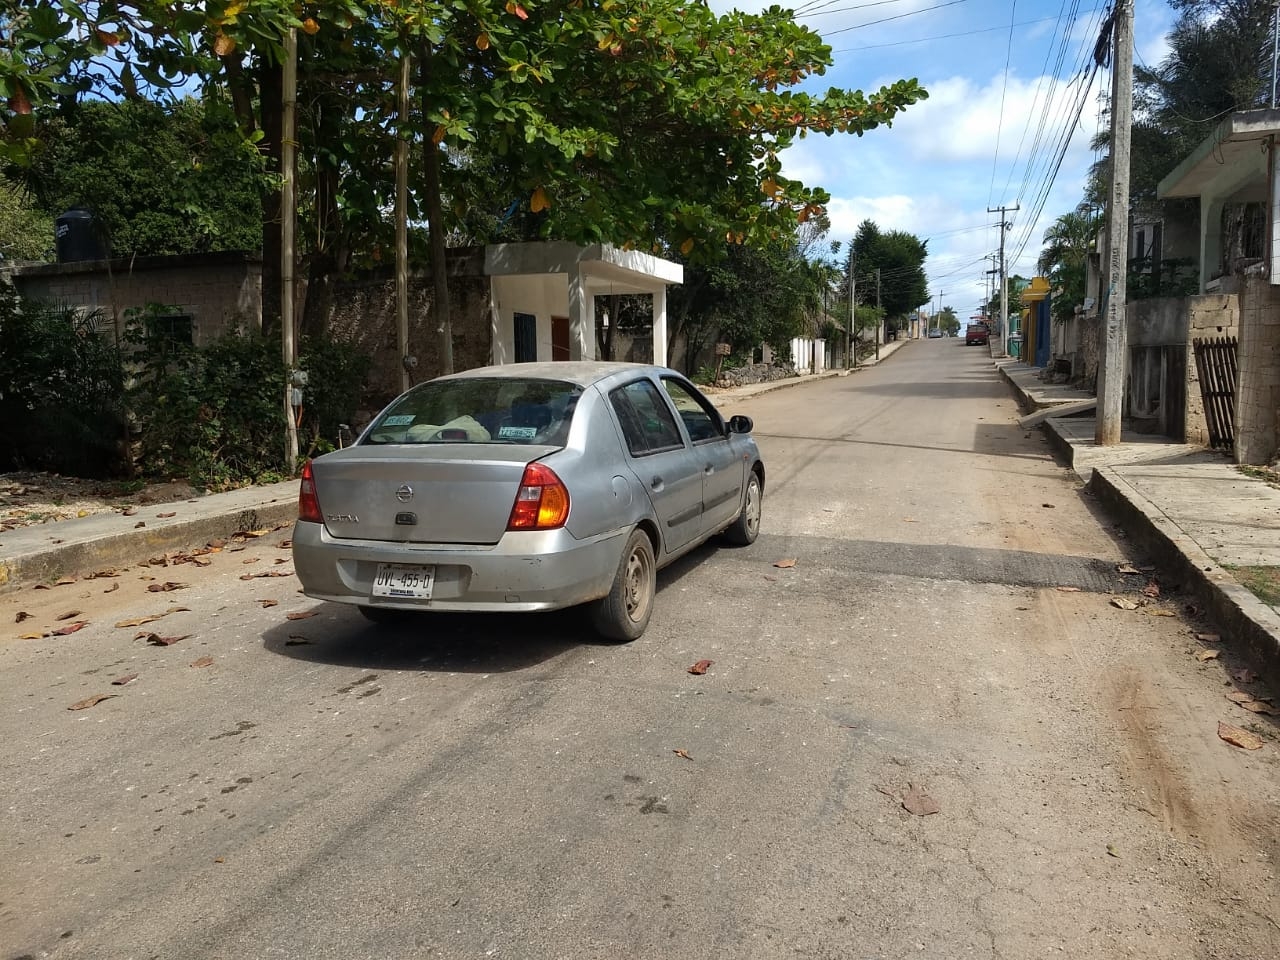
[
  {"left": 820, "top": 0, "right": 970, "bottom": 38},
  {"left": 831, "top": 10, "right": 1103, "bottom": 53},
  {"left": 988, "top": 0, "right": 1020, "bottom": 206}
]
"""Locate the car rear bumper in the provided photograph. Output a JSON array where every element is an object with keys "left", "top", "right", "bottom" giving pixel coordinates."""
[{"left": 291, "top": 521, "right": 627, "bottom": 613}]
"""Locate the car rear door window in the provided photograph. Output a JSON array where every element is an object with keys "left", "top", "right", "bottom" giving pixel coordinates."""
[{"left": 610, "top": 379, "right": 685, "bottom": 456}]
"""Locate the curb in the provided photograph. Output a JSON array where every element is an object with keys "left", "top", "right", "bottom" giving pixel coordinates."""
[
  {"left": 1089, "top": 466, "right": 1280, "bottom": 692},
  {"left": 0, "top": 497, "right": 298, "bottom": 594}
]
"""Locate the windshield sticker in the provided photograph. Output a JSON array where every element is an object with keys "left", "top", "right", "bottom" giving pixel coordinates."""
[
  {"left": 498, "top": 425, "right": 538, "bottom": 440},
  {"left": 381, "top": 415, "right": 415, "bottom": 426}
]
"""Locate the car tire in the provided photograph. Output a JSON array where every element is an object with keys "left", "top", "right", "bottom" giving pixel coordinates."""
[
  {"left": 722, "top": 470, "right": 762, "bottom": 546},
  {"left": 590, "top": 528, "right": 656, "bottom": 642},
  {"left": 358, "top": 605, "right": 411, "bottom": 625}
]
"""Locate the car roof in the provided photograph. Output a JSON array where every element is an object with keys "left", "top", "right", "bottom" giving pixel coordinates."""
[{"left": 438, "top": 361, "right": 676, "bottom": 389}]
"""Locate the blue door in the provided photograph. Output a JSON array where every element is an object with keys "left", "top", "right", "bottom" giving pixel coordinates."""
[{"left": 1034, "top": 300, "right": 1051, "bottom": 367}]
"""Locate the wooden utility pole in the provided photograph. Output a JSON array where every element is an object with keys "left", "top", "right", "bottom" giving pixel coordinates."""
[
  {"left": 281, "top": 27, "right": 299, "bottom": 471},
  {"left": 395, "top": 54, "right": 411, "bottom": 394},
  {"left": 987, "top": 204, "right": 1019, "bottom": 356},
  {"left": 1097, "top": 0, "right": 1134, "bottom": 445}
]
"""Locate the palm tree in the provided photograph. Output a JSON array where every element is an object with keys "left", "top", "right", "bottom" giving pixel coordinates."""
[{"left": 1037, "top": 208, "right": 1099, "bottom": 321}]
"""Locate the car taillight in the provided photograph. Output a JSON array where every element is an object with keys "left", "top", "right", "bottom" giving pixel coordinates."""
[
  {"left": 507, "top": 462, "right": 570, "bottom": 530},
  {"left": 298, "top": 459, "right": 323, "bottom": 523}
]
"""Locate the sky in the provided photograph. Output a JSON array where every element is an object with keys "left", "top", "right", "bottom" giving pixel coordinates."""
[{"left": 710, "top": 0, "right": 1178, "bottom": 318}]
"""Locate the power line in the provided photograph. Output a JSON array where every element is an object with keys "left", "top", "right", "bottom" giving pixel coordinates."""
[
  {"left": 821, "top": 0, "right": 970, "bottom": 37},
  {"left": 988, "top": 0, "right": 1019, "bottom": 207},
  {"left": 831, "top": 10, "right": 1103, "bottom": 52}
]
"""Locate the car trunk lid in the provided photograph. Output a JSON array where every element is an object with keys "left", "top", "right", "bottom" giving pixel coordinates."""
[{"left": 309, "top": 445, "right": 556, "bottom": 544}]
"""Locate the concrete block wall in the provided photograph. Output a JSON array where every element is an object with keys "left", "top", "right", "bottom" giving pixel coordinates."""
[
  {"left": 11, "top": 253, "right": 262, "bottom": 342},
  {"left": 1236, "top": 274, "right": 1280, "bottom": 465},
  {"left": 1185, "top": 294, "right": 1239, "bottom": 447}
]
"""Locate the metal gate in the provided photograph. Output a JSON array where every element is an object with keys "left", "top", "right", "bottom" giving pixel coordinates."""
[{"left": 1192, "top": 335, "right": 1238, "bottom": 450}]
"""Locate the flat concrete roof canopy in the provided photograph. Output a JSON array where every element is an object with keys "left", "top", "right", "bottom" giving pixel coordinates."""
[
  {"left": 483, "top": 241, "right": 683, "bottom": 292},
  {"left": 1158, "top": 109, "right": 1280, "bottom": 203}
]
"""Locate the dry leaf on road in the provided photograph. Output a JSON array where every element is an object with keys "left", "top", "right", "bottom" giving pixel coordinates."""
[
  {"left": 147, "top": 582, "right": 189, "bottom": 593},
  {"left": 242, "top": 557, "right": 260, "bottom": 565},
  {"left": 240, "top": 570, "right": 293, "bottom": 580},
  {"left": 286, "top": 611, "right": 319, "bottom": 621},
  {"left": 14, "top": 611, "right": 30, "bottom": 623},
  {"left": 672, "top": 749, "right": 693, "bottom": 760},
  {"left": 69, "top": 693, "right": 117, "bottom": 711},
  {"left": 1145, "top": 609, "right": 1176, "bottom": 617},
  {"left": 1225, "top": 690, "right": 1255, "bottom": 704},
  {"left": 103, "top": 583, "right": 119, "bottom": 594},
  {"left": 52, "top": 621, "right": 88, "bottom": 636},
  {"left": 901, "top": 783, "right": 940, "bottom": 816},
  {"left": 156, "top": 511, "right": 176, "bottom": 518},
  {"left": 1240, "top": 700, "right": 1279, "bottom": 716},
  {"left": 1218, "top": 721, "right": 1264, "bottom": 750},
  {"left": 1117, "top": 564, "right": 1141, "bottom": 575},
  {"left": 687, "top": 659, "right": 713, "bottom": 675},
  {"left": 1195, "top": 649, "right": 1220, "bottom": 662},
  {"left": 1196, "top": 633, "right": 1222, "bottom": 643},
  {"left": 111, "top": 674, "right": 138, "bottom": 685},
  {"left": 258, "top": 599, "right": 279, "bottom": 608},
  {"left": 1143, "top": 583, "right": 1161, "bottom": 598},
  {"left": 190, "top": 656, "right": 214, "bottom": 668},
  {"left": 144, "top": 633, "right": 189, "bottom": 646},
  {"left": 1230, "top": 668, "right": 1258, "bottom": 684},
  {"left": 55, "top": 610, "right": 81, "bottom": 621},
  {"left": 772, "top": 558, "right": 797, "bottom": 569},
  {"left": 115, "top": 608, "right": 190, "bottom": 628},
  {"left": 1110, "top": 597, "right": 1140, "bottom": 610},
  {"left": 1056, "top": 586, "right": 1081, "bottom": 593},
  {"left": 19, "top": 631, "right": 46, "bottom": 640}
]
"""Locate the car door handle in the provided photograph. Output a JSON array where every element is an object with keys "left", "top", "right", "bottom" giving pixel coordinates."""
[
  {"left": 704, "top": 464, "right": 714, "bottom": 475},
  {"left": 650, "top": 476, "right": 664, "bottom": 491}
]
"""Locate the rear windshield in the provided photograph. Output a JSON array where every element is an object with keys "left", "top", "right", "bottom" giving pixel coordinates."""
[{"left": 363, "top": 377, "right": 582, "bottom": 446}]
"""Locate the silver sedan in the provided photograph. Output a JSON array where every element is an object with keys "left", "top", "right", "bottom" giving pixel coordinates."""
[{"left": 292, "top": 361, "right": 764, "bottom": 641}]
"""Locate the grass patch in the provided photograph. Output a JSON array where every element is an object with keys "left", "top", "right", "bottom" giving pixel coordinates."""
[
  {"left": 1237, "top": 464, "right": 1280, "bottom": 490},
  {"left": 1223, "top": 564, "right": 1280, "bottom": 608}
]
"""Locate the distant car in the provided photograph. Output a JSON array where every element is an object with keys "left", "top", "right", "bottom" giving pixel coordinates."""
[
  {"left": 965, "top": 322, "right": 990, "bottom": 346},
  {"left": 927, "top": 328, "right": 944, "bottom": 338},
  {"left": 292, "top": 362, "right": 765, "bottom": 642}
]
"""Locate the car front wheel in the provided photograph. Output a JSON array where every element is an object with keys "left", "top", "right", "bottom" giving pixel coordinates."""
[{"left": 590, "top": 528, "right": 656, "bottom": 642}]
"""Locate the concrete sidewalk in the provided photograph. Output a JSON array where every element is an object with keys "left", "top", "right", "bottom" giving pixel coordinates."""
[
  {"left": 0, "top": 341, "right": 912, "bottom": 595},
  {"left": 997, "top": 359, "right": 1280, "bottom": 691}
]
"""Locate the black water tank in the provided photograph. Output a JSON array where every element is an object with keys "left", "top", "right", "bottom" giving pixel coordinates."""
[{"left": 55, "top": 207, "right": 107, "bottom": 262}]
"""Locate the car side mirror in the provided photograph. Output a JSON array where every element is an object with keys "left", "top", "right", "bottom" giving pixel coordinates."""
[{"left": 728, "top": 414, "right": 753, "bottom": 434}]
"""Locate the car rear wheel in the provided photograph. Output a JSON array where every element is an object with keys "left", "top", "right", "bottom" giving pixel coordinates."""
[
  {"left": 590, "top": 528, "right": 656, "bottom": 642},
  {"left": 722, "top": 471, "right": 762, "bottom": 546}
]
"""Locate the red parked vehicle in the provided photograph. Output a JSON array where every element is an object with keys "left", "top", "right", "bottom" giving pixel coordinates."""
[{"left": 965, "top": 322, "right": 989, "bottom": 346}]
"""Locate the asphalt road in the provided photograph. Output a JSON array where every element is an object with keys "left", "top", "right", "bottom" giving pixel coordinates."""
[{"left": 4, "top": 339, "right": 1279, "bottom": 959}]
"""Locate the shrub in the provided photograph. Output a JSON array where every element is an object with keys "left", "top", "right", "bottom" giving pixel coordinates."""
[{"left": 0, "top": 283, "right": 126, "bottom": 476}]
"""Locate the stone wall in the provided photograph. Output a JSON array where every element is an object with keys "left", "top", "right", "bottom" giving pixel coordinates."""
[
  {"left": 715, "top": 361, "right": 798, "bottom": 388},
  {"left": 1236, "top": 273, "right": 1280, "bottom": 465},
  {"left": 325, "top": 256, "right": 492, "bottom": 414}
]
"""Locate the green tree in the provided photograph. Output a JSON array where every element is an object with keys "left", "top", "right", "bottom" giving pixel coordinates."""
[
  {"left": 840, "top": 219, "right": 929, "bottom": 325},
  {"left": 0, "top": 174, "right": 52, "bottom": 260},
  {"left": 15, "top": 97, "right": 266, "bottom": 256}
]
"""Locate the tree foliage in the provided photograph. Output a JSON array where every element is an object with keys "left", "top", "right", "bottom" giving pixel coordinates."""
[
  {"left": 13, "top": 97, "right": 267, "bottom": 256},
  {"left": 0, "top": 174, "right": 52, "bottom": 260},
  {"left": 841, "top": 219, "right": 929, "bottom": 323},
  {"left": 1037, "top": 207, "right": 1098, "bottom": 322}
]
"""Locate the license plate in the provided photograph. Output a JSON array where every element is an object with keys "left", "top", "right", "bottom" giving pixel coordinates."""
[{"left": 372, "top": 563, "right": 435, "bottom": 600}]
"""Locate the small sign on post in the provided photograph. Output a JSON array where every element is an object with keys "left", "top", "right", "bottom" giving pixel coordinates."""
[{"left": 713, "top": 342, "right": 731, "bottom": 382}]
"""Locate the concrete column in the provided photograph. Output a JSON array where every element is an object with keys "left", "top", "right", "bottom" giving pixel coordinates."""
[
  {"left": 1236, "top": 274, "right": 1280, "bottom": 464},
  {"left": 1201, "top": 196, "right": 1224, "bottom": 292},
  {"left": 652, "top": 286, "right": 668, "bottom": 367},
  {"left": 567, "top": 267, "right": 594, "bottom": 360}
]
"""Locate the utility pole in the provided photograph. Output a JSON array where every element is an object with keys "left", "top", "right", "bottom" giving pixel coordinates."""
[
  {"left": 987, "top": 204, "right": 1019, "bottom": 357},
  {"left": 875, "top": 268, "right": 882, "bottom": 360},
  {"left": 1097, "top": 0, "right": 1133, "bottom": 445},
  {"left": 395, "top": 53, "right": 411, "bottom": 394},
  {"left": 848, "top": 248, "right": 857, "bottom": 369},
  {"left": 281, "top": 27, "right": 299, "bottom": 472}
]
